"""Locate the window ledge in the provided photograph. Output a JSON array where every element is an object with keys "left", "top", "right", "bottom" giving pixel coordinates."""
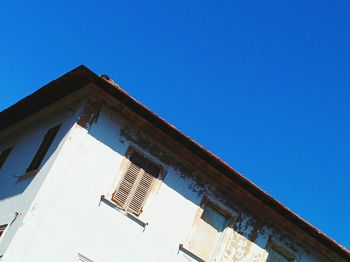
[
  {"left": 17, "top": 169, "right": 39, "bottom": 182},
  {"left": 178, "top": 244, "right": 206, "bottom": 262},
  {"left": 99, "top": 195, "right": 148, "bottom": 229}
]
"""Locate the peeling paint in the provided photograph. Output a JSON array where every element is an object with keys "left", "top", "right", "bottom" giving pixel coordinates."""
[
  {"left": 114, "top": 110, "right": 341, "bottom": 261},
  {"left": 116, "top": 115, "right": 312, "bottom": 261},
  {"left": 77, "top": 98, "right": 102, "bottom": 129},
  {"left": 1, "top": 98, "right": 347, "bottom": 261}
]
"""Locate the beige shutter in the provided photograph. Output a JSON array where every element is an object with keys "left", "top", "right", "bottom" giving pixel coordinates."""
[
  {"left": 112, "top": 161, "right": 141, "bottom": 209},
  {"left": 112, "top": 156, "right": 157, "bottom": 216},
  {"left": 127, "top": 170, "right": 155, "bottom": 215}
]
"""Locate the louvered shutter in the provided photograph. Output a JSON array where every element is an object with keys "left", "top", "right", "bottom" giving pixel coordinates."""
[
  {"left": 127, "top": 170, "right": 155, "bottom": 215},
  {"left": 112, "top": 160, "right": 141, "bottom": 209},
  {"left": 112, "top": 153, "right": 160, "bottom": 216}
]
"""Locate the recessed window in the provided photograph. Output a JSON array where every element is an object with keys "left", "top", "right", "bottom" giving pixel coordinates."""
[
  {"left": 18, "top": 124, "right": 61, "bottom": 181},
  {"left": 26, "top": 124, "right": 61, "bottom": 173},
  {"left": 0, "top": 147, "right": 12, "bottom": 170},
  {"left": 187, "top": 204, "right": 229, "bottom": 261},
  {"left": 266, "top": 240, "right": 295, "bottom": 262},
  {"left": 0, "top": 224, "right": 8, "bottom": 238},
  {"left": 112, "top": 152, "right": 161, "bottom": 216}
]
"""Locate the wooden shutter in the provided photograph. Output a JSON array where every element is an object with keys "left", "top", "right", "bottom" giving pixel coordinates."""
[
  {"left": 26, "top": 124, "right": 61, "bottom": 173},
  {"left": 112, "top": 161, "right": 141, "bottom": 209},
  {"left": 0, "top": 147, "right": 12, "bottom": 169},
  {"left": 127, "top": 170, "right": 155, "bottom": 215},
  {"left": 112, "top": 153, "right": 160, "bottom": 216}
]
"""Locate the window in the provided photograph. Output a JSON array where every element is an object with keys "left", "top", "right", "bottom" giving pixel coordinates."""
[
  {"left": 78, "top": 253, "right": 94, "bottom": 262},
  {"left": 112, "top": 152, "right": 161, "bottom": 216},
  {"left": 266, "top": 240, "right": 295, "bottom": 262},
  {"left": 0, "top": 224, "right": 8, "bottom": 238},
  {"left": 187, "top": 204, "right": 229, "bottom": 261},
  {"left": 23, "top": 124, "right": 61, "bottom": 178},
  {"left": 0, "top": 147, "right": 12, "bottom": 169}
]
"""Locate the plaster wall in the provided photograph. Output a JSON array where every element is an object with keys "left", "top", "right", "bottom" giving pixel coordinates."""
[
  {"left": 0, "top": 101, "right": 331, "bottom": 262},
  {"left": 0, "top": 100, "right": 83, "bottom": 259}
]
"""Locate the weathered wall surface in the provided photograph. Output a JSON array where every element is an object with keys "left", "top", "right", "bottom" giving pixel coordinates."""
[
  {"left": 1, "top": 98, "right": 332, "bottom": 262},
  {"left": 0, "top": 100, "right": 83, "bottom": 259}
]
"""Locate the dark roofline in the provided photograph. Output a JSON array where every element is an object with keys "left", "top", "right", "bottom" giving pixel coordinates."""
[
  {"left": 0, "top": 66, "right": 95, "bottom": 131},
  {"left": 1, "top": 65, "right": 349, "bottom": 260}
]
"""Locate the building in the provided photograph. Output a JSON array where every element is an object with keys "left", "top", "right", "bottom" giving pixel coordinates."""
[{"left": 0, "top": 65, "right": 348, "bottom": 262}]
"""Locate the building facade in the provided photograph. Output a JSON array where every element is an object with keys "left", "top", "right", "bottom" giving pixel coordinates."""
[{"left": 0, "top": 66, "right": 348, "bottom": 262}]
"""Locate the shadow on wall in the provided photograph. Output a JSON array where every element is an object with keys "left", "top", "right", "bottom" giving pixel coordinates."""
[
  {"left": 0, "top": 147, "right": 59, "bottom": 201},
  {"left": 0, "top": 123, "right": 69, "bottom": 201},
  {"left": 0, "top": 176, "right": 32, "bottom": 201}
]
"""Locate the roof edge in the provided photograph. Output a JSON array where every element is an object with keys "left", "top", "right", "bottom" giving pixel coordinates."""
[
  {"left": 91, "top": 70, "right": 350, "bottom": 261},
  {"left": 0, "top": 65, "right": 348, "bottom": 260}
]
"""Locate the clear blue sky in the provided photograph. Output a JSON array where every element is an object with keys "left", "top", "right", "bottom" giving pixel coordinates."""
[{"left": 1, "top": 1, "right": 349, "bottom": 248}]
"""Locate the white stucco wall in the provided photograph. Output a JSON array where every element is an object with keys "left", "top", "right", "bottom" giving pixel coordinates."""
[
  {"left": 0, "top": 100, "right": 83, "bottom": 259},
  {"left": 0, "top": 99, "right": 333, "bottom": 262}
]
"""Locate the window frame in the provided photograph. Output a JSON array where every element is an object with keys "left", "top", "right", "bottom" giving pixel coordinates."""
[
  {"left": 182, "top": 197, "right": 235, "bottom": 262},
  {"left": 110, "top": 147, "right": 165, "bottom": 217},
  {"left": 17, "top": 124, "right": 61, "bottom": 181},
  {"left": 266, "top": 237, "right": 297, "bottom": 262},
  {"left": 0, "top": 224, "right": 8, "bottom": 240}
]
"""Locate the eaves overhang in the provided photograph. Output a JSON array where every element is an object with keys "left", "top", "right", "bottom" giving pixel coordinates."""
[{"left": 0, "top": 65, "right": 349, "bottom": 261}]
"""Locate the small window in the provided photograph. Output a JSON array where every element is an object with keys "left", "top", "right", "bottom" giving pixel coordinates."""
[
  {"left": 26, "top": 124, "right": 61, "bottom": 173},
  {"left": 0, "top": 147, "right": 12, "bottom": 169},
  {"left": 188, "top": 204, "right": 228, "bottom": 261},
  {"left": 0, "top": 224, "right": 8, "bottom": 238},
  {"left": 112, "top": 152, "right": 161, "bottom": 216},
  {"left": 78, "top": 253, "right": 94, "bottom": 262},
  {"left": 266, "top": 240, "right": 295, "bottom": 262},
  {"left": 267, "top": 247, "right": 293, "bottom": 262}
]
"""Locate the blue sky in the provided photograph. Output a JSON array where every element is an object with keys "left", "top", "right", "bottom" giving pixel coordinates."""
[{"left": 1, "top": 0, "right": 349, "bottom": 248}]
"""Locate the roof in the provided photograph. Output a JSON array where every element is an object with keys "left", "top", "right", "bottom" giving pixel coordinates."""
[{"left": 1, "top": 65, "right": 349, "bottom": 260}]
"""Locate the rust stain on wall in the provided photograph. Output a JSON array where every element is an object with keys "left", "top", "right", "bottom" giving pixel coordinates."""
[
  {"left": 77, "top": 98, "right": 102, "bottom": 129},
  {"left": 120, "top": 125, "right": 196, "bottom": 180},
  {"left": 247, "top": 219, "right": 265, "bottom": 243}
]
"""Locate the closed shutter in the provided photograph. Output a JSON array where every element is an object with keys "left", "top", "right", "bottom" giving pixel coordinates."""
[
  {"left": 112, "top": 153, "right": 160, "bottom": 216},
  {"left": 112, "top": 161, "right": 141, "bottom": 209},
  {"left": 128, "top": 170, "right": 155, "bottom": 215}
]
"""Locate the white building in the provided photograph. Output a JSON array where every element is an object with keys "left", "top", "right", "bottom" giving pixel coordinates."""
[{"left": 0, "top": 66, "right": 348, "bottom": 262}]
